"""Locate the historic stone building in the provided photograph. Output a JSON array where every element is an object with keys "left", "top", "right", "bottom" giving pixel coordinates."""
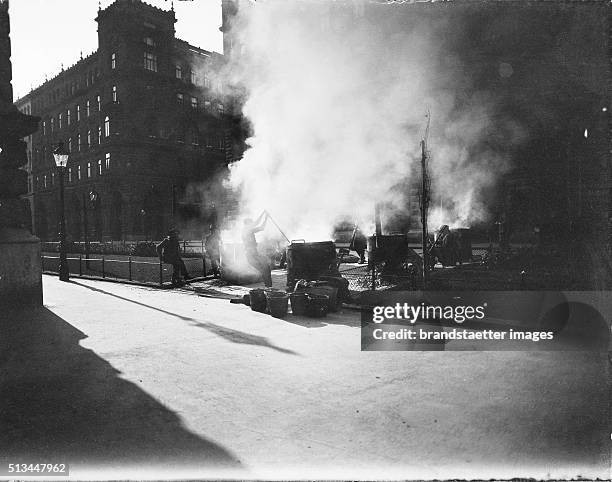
[{"left": 15, "top": 0, "right": 230, "bottom": 241}]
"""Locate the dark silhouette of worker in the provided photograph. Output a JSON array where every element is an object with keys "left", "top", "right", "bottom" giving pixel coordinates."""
[
  {"left": 242, "top": 212, "right": 272, "bottom": 287},
  {"left": 349, "top": 224, "right": 367, "bottom": 264},
  {"left": 157, "top": 229, "right": 191, "bottom": 285},
  {"left": 205, "top": 224, "right": 220, "bottom": 278}
]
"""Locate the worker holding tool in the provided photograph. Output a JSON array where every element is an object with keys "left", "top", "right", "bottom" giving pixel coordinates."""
[{"left": 242, "top": 211, "right": 272, "bottom": 287}]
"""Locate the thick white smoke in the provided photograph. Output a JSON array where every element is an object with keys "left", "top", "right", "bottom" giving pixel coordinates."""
[{"left": 223, "top": 0, "right": 520, "bottom": 240}]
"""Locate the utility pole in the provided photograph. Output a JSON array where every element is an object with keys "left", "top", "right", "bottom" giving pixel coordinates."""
[{"left": 420, "top": 109, "right": 431, "bottom": 288}]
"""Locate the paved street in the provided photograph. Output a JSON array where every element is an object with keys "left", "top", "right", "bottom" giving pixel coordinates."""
[{"left": 1, "top": 275, "right": 609, "bottom": 480}]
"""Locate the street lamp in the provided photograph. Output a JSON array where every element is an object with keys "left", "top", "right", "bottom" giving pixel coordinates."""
[{"left": 53, "top": 142, "right": 69, "bottom": 281}]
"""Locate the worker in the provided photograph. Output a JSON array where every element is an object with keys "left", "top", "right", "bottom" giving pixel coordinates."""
[
  {"left": 242, "top": 211, "right": 272, "bottom": 287},
  {"left": 349, "top": 224, "right": 367, "bottom": 264},
  {"left": 205, "top": 224, "right": 221, "bottom": 278},
  {"left": 157, "top": 229, "right": 191, "bottom": 285}
]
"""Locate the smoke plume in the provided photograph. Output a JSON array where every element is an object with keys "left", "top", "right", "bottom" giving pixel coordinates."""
[{"left": 223, "top": 0, "right": 523, "bottom": 240}]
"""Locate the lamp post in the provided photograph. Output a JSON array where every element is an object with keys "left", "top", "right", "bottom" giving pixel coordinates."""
[{"left": 53, "top": 142, "right": 69, "bottom": 281}]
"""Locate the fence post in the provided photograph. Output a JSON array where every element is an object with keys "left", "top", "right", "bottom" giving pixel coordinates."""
[
  {"left": 159, "top": 259, "right": 163, "bottom": 286},
  {"left": 128, "top": 256, "right": 132, "bottom": 281},
  {"left": 102, "top": 256, "right": 105, "bottom": 278},
  {"left": 371, "top": 262, "right": 376, "bottom": 291},
  {"left": 79, "top": 254, "right": 82, "bottom": 276}
]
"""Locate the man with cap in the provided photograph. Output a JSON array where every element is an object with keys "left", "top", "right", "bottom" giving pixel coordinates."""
[{"left": 157, "top": 228, "right": 191, "bottom": 285}]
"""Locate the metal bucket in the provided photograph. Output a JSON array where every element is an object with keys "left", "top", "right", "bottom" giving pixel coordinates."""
[
  {"left": 265, "top": 291, "right": 289, "bottom": 318},
  {"left": 289, "top": 291, "right": 307, "bottom": 316},
  {"left": 306, "top": 293, "right": 329, "bottom": 318},
  {"left": 305, "top": 285, "right": 339, "bottom": 312},
  {"left": 249, "top": 289, "right": 267, "bottom": 313}
]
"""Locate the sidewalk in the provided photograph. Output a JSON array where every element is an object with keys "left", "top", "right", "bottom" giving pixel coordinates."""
[{"left": 0, "top": 275, "right": 609, "bottom": 480}]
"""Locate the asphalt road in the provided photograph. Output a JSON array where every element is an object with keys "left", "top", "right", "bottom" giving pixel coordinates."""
[{"left": 1, "top": 275, "right": 609, "bottom": 480}]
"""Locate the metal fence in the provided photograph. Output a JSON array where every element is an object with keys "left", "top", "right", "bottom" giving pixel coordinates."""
[
  {"left": 42, "top": 254, "right": 206, "bottom": 286},
  {"left": 41, "top": 240, "right": 206, "bottom": 256}
]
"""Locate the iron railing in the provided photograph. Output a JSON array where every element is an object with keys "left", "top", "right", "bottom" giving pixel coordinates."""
[{"left": 42, "top": 254, "right": 206, "bottom": 286}]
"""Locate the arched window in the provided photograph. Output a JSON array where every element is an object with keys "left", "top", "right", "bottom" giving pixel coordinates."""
[
  {"left": 76, "top": 105, "right": 80, "bottom": 121},
  {"left": 67, "top": 108, "right": 71, "bottom": 125},
  {"left": 87, "top": 162, "right": 91, "bottom": 178},
  {"left": 77, "top": 133, "right": 81, "bottom": 152},
  {"left": 97, "top": 95, "right": 101, "bottom": 111},
  {"left": 77, "top": 165, "right": 81, "bottom": 180},
  {"left": 98, "top": 125, "right": 102, "bottom": 144},
  {"left": 58, "top": 113, "right": 62, "bottom": 129},
  {"left": 86, "top": 100, "right": 90, "bottom": 117},
  {"left": 112, "top": 85, "right": 117, "bottom": 103},
  {"left": 111, "top": 52, "right": 116, "bottom": 69},
  {"left": 87, "top": 130, "right": 91, "bottom": 148},
  {"left": 68, "top": 137, "right": 72, "bottom": 153},
  {"left": 104, "top": 116, "right": 110, "bottom": 137},
  {"left": 97, "top": 159, "right": 102, "bottom": 176},
  {"left": 50, "top": 117, "right": 54, "bottom": 132}
]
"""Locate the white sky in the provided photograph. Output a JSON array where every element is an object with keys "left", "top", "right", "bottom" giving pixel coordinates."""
[{"left": 10, "top": 0, "right": 224, "bottom": 100}]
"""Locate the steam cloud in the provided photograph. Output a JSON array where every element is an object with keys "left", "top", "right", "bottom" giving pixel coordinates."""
[{"left": 222, "top": 0, "right": 524, "bottom": 240}]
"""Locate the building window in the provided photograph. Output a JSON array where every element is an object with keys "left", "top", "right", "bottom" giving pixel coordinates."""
[
  {"left": 68, "top": 137, "right": 72, "bottom": 153},
  {"left": 87, "top": 130, "right": 91, "bottom": 148},
  {"left": 111, "top": 52, "right": 116, "bottom": 69},
  {"left": 217, "top": 103, "right": 224, "bottom": 115},
  {"left": 77, "top": 133, "right": 81, "bottom": 152},
  {"left": 68, "top": 168, "right": 72, "bottom": 183},
  {"left": 144, "top": 52, "right": 158, "bottom": 72},
  {"left": 177, "top": 129, "right": 184, "bottom": 143},
  {"left": 98, "top": 125, "right": 102, "bottom": 144},
  {"left": 105, "top": 152, "right": 110, "bottom": 170},
  {"left": 204, "top": 100, "right": 211, "bottom": 111},
  {"left": 50, "top": 117, "right": 54, "bottom": 132},
  {"left": 218, "top": 136, "right": 224, "bottom": 149},
  {"left": 98, "top": 159, "right": 102, "bottom": 176},
  {"left": 175, "top": 65, "right": 182, "bottom": 79},
  {"left": 191, "top": 128, "right": 199, "bottom": 146},
  {"left": 204, "top": 73, "right": 210, "bottom": 88},
  {"left": 76, "top": 104, "right": 80, "bottom": 121},
  {"left": 144, "top": 36, "right": 156, "bottom": 47},
  {"left": 42, "top": 121, "right": 46, "bottom": 135},
  {"left": 58, "top": 113, "right": 62, "bottom": 129},
  {"left": 190, "top": 70, "right": 197, "bottom": 85},
  {"left": 43, "top": 174, "right": 47, "bottom": 189},
  {"left": 87, "top": 162, "right": 91, "bottom": 178},
  {"left": 77, "top": 165, "right": 81, "bottom": 180},
  {"left": 67, "top": 108, "right": 71, "bottom": 125},
  {"left": 86, "top": 100, "right": 90, "bottom": 117},
  {"left": 51, "top": 172, "right": 55, "bottom": 186},
  {"left": 97, "top": 95, "right": 101, "bottom": 111},
  {"left": 104, "top": 116, "right": 110, "bottom": 137},
  {"left": 191, "top": 96, "right": 198, "bottom": 109},
  {"left": 112, "top": 85, "right": 117, "bottom": 103},
  {"left": 176, "top": 93, "right": 184, "bottom": 105}
]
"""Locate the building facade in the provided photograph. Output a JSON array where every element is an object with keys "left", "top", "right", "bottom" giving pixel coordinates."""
[{"left": 16, "top": 0, "right": 231, "bottom": 241}]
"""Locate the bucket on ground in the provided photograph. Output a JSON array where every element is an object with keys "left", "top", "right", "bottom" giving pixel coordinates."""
[
  {"left": 265, "top": 290, "right": 289, "bottom": 318},
  {"left": 249, "top": 288, "right": 267, "bottom": 313},
  {"left": 306, "top": 294, "right": 329, "bottom": 318},
  {"left": 289, "top": 291, "right": 307, "bottom": 316}
]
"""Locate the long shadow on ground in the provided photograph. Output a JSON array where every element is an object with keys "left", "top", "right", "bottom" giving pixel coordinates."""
[
  {"left": 0, "top": 306, "right": 245, "bottom": 475},
  {"left": 71, "top": 280, "right": 299, "bottom": 355}
]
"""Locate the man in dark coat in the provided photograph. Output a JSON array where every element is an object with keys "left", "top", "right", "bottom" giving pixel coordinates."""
[
  {"left": 157, "top": 229, "right": 191, "bottom": 285},
  {"left": 241, "top": 211, "right": 272, "bottom": 287},
  {"left": 349, "top": 224, "right": 367, "bottom": 264},
  {"left": 205, "top": 224, "right": 221, "bottom": 278}
]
